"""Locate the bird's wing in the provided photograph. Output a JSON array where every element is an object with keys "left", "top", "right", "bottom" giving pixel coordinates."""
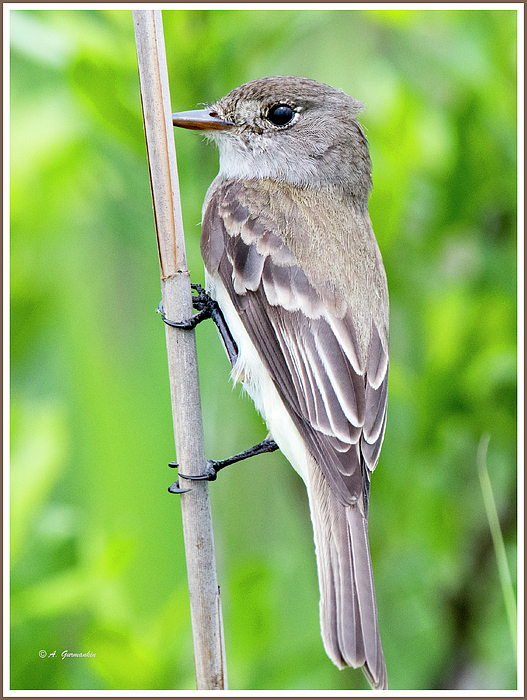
[{"left": 201, "top": 178, "right": 388, "bottom": 508}]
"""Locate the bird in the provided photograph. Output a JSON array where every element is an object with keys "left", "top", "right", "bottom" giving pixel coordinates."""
[{"left": 171, "top": 76, "right": 389, "bottom": 690}]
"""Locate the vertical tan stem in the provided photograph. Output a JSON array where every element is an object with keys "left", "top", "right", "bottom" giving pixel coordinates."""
[{"left": 133, "top": 10, "right": 227, "bottom": 690}]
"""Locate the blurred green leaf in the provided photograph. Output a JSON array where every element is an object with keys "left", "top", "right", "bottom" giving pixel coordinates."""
[{"left": 10, "top": 7, "right": 517, "bottom": 691}]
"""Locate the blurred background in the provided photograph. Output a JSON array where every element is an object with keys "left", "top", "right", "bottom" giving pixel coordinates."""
[{"left": 10, "top": 8, "right": 518, "bottom": 691}]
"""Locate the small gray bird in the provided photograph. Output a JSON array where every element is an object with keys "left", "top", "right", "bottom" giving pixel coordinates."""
[{"left": 172, "top": 76, "right": 389, "bottom": 690}]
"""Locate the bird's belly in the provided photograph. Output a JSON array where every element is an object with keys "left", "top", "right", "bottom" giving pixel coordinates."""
[{"left": 205, "top": 271, "right": 309, "bottom": 483}]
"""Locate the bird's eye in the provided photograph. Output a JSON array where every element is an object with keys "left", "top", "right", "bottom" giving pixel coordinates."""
[{"left": 267, "top": 104, "right": 295, "bottom": 126}]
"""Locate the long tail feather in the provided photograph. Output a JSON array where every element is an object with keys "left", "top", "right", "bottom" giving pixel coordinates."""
[{"left": 306, "top": 459, "right": 387, "bottom": 690}]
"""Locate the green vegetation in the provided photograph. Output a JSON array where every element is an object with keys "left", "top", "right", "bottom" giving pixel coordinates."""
[{"left": 10, "top": 8, "right": 517, "bottom": 690}]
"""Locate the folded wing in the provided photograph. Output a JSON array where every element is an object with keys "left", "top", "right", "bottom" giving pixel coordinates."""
[{"left": 201, "top": 179, "right": 389, "bottom": 509}]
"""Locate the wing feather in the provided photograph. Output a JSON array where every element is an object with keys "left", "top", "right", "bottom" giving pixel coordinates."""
[
  {"left": 201, "top": 179, "right": 389, "bottom": 507},
  {"left": 313, "top": 320, "right": 365, "bottom": 430}
]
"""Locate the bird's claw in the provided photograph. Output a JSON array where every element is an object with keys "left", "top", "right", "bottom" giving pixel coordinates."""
[
  {"left": 156, "top": 285, "right": 217, "bottom": 330},
  {"left": 168, "top": 480, "right": 192, "bottom": 494},
  {"left": 177, "top": 460, "right": 219, "bottom": 482},
  {"left": 168, "top": 460, "right": 218, "bottom": 495}
]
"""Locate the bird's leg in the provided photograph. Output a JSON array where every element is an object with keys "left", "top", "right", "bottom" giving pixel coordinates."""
[
  {"left": 157, "top": 283, "right": 238, "bottom": 366},
  {"left": 160, "top": 282, "right": 246, "bottom": 494},
  {"left": 168, "top": 438, "right": 279, "bottom": 494}
]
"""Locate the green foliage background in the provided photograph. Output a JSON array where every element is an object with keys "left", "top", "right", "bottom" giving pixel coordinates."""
[{"left": 10, "top": 8, "right": 518, "bottom": 691}]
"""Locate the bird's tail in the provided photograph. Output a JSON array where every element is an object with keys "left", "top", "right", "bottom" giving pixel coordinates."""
[{"left": 306, "top": 460, "right": 387, "bottom": 690}]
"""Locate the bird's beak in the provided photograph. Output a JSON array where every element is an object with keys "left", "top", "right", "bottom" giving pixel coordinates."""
[{"left": 172, "top": 109, "right": 234, "bottom": 131}]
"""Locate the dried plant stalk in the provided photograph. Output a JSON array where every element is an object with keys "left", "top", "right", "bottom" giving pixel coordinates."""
[{"left": 133, "top": 9, "right": 227, "bottom": 690}]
